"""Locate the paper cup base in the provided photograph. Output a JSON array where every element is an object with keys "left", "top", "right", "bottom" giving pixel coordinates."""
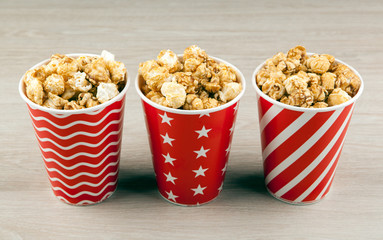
[
  {"left": 158, "top": 190, "right": 220, "bottom": 207},
  {"left": 53, "top": 186, "right": 117, "bottom": 206},
  {"left": 266, "top": 186, "right": 329, "bottom": 205}
]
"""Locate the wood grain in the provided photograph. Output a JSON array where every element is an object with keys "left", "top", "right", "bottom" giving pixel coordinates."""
[{"left": 0, "top": 0, "right": 382, "bottom": 239}]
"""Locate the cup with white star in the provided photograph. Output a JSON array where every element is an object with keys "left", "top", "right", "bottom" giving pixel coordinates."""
[{"left": 136, "top": 55, "right": 246, "bottom": 206}]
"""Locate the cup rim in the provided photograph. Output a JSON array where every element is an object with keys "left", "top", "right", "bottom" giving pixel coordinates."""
[
  {"left": 135, "top": 55, "right": 246, "bottom": 115},
  {"left": 19, "top": 53, "right": 130, "bottom": 114},
  {"left": 251, "top": 52, "right": 364, "bottom": 112}
]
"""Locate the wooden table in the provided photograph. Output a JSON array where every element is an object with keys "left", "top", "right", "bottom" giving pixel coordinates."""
[{"left": 1, "top": 0, "right": 382, "bottom": 239}]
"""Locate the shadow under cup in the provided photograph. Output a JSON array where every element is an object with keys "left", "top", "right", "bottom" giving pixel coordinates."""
[
  {"left": 252, "top": 57, "right": 364, "bottom": 205},
  {"left": 136, "top": 56, "right": 246, "bottom": 206},
  {"left": 19, "top": 54, "right": 130, "bottom": 205}
]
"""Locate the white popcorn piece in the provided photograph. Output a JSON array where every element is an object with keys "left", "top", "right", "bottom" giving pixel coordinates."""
[
  {"left": 97, "top": 82, "right": 119, "bottom": 103},
  {"left": 161, "top": 82, "right": 186, "bottom": 109},
  {"left": 67, "top": 71, "right": 92, "bottom": 92},
  {"left": 101, "top": 50, "right": 115, "bottom": 63},
  {"left": 219, "top": 82, "right": 242, "bottom": 102}
]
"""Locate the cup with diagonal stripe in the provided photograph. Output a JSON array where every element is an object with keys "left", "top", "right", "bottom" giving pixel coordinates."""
[
  {"left": 136, "top": 56, "right": 246, "bottom": 206},
  {"left": 19, "top": 54, "right": 129, "bottom": 205},
  {"left": 252, "top": 58, "right": 363, "bottom": 204}
]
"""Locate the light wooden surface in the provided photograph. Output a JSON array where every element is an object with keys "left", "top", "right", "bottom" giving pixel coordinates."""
[{"left": 1, "top": 0, "right": 382, "bottom": 239}]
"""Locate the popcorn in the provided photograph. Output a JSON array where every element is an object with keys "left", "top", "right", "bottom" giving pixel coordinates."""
[
  {"left": 256, "top": 46, "right": 361, "bottom": 108},
  {"left": 96, "top": 82, "right": 120, "bottom": 104},
  {"left": 22, "top": 51, "right": 126, "bottom": 110},
  {"left": 43, "top": 74, "right": 65, "bottom": 95},
  {"left": 161, "top": 82, "right": 186, "bottom": 109},
  {"left": 327, "top": 88, "right": 351, "bottom": 106},
  {"left": 140, "top": 45, "right": 242, "bottom": 109},
  {"left": 67, "top": 72, "right": 92, "bottom": 92},
  {"left": 219, "top": 82, "right": 242, "bottom": 102},
  {"left": 157, "top": 49, "right": 182, "bottom": 73}
]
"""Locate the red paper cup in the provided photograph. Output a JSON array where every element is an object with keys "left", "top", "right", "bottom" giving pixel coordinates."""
[
  {"left": 136, "top": 56, "right": 245, "bottom": 206},
  {"left": 252, "top": 56, "right": 364, "bottom": 205},
  {"left": 19, "top": 54, "right": 129, "bottom": 205}
]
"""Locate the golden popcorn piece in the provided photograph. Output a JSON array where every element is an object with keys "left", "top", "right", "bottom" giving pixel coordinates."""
[
  {"left": 283, "top": 75, "right": 307, "bottom": 94},
  {"left": 64, "top": 101, "right": 85, "bottom": 110},
  {"left": 23, "top": 66, "right": 46, "bottom": 85},
  {"left": 311, "top": 102, "right": 328, "bottom": 108},
  {"left": 84, "top": 57, "right": 110, "bottom": 83},
  {"left": 174, "top": 72, "right": 198, "bottom": 94},
  {"left": 334, "top": 64, "right": 361, "bottom": 97},
  {"left": 309, "top": 83, "right": 326, "bottom": 102},
  {"left": 217, "top": 63, "right": 237, "bottom": 84},
  {"left": 157, "top": 49, "right": 182, "bottom": 73},
  {"left": 261, "top": 72, "right": 286, "bottom": 101},
  {"left": 183, "top": 45, "right": 208, "bottom": 62},
  {"left": 77, "top": 56, "right": 96, "bottom": 71},
  {"left": 280, "top": 88, "right": 313, "bottom": 108},
  {"left": 219, "top": 82, "right": 242, "bottom": 102},
  {"left": 146, "top": 91, "right": 167, "bottom": 107},
  {"left": 26, "top": 79, "right": 45, "bottom": 105},
  {"left": 61, "top": 83, "right": 77, "bottom": 100},
  {"left": 183, "top": 94, "right": 204, "bottom": 110},
  {"left": 78, "top": 92, "right": 99, "bottom": 108},
  {"left": 44, "top": 54, "right": 65, "bottom": 75},
  {"left": 57, "top": 56, "right": 79, "bottom": 79},
  {"left": 327, "top": 88, "right": 351, "bottom": 106},
  {"left": 287, "top": 45, "right": 306, "bottom": 60},
  {"left": 43, "top": 93, "right": 68, "bottom": 109},
  {"left": 43, "top": 74, "right": 65, "bottom": 95},
  {"left": 306, "top": 54, "right": 331, "bottom": 74},
  {"left": 321, "top": 72, "right": 336, "bottom": 91},
  {"left": 96, "top": 82, "right": 119, "bottom": 104},
  {"left": 161, "top": 82, "right": 186, "bottom": 109}
]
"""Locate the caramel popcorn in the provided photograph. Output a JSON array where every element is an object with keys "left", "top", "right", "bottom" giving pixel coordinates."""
[
  {"left": 139, "top": 45, "right": 242, "bottom": 109},
  {"left": 256, "top": 46, "right": 361, "bottom": 108},
  {"left": 23, "top": 50, "right": 126, "bottom": 110}
]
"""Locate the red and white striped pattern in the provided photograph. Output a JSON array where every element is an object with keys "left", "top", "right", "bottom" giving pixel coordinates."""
[
  {"left": 257, "top": 95, "right": 354, "bottom": 204},
  {"left": 26, "top": 98, "right": 125, "bottom": 205}
]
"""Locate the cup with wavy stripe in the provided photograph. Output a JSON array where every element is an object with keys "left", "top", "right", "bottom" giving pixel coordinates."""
[
  {"left": 252, "top": 57, "right": 363, "bottom": 205},
  {"left": 19, "top": 54, "right": 129, "bottom": 205},
  {"left": 136, "top": 56, "right": 245, "bottom": 206}
]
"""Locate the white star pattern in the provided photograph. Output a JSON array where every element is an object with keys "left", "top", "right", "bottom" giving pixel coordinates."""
[
  {"left": 161, "top": 133, "right": 175, "bottom": 146},
  {"left": 233, "top": 103, "right": 239, "bottom": 114},
  {"left": 192, "top": 166, "right": 208, "bottom": 178},
  {"left": 191, "top": 184, "right": 207, "bottom": 196},
  {"left": 194, "top": 146, "right": 210, "bottom": 159},
  {"left": 163, "top": 153, "right": 176, "bottom": 166},
  {"left": 199, "top": 113, "right": 210, "bottom": 118},
  {"left": 164, "top": 172, "right": 177, "bottom": 185},
  {"left": 166, "top": 190, "right": 178, "bottom": 202},
  {"left": 195, "top": 126, "right": 212, "bottom": 139},
  {"left": 225, "top": 144, "right": 231, "bottom": 156},
  {"left": 229, "top": 123, "right": 235, "bottom": 135},
  {"left": 221, "top": 163, "right": 228, "bottom": 175},
  {"left": 218, "top": 182, "right": 223, "bottom": 192},
  {"left": 159, "top": 112, "right": 173, "bottom": 126}
]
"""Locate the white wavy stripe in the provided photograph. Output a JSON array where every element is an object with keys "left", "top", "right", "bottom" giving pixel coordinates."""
[
  {"left": 273, "top": 105, "right": 354, "bottom": 197},
  {"left": 57, "top": 191, "right": 114, "bottom": 205},
  {"left": 45, "top": 159, "right": 119, "bottom": 180},
  {"left": 315, "top": 163, "right": 337, "bottom": 201},
  {"left": 52, "top": 180, "right": 117, "bottom": 198},
  {"left": 49, "top": 170, "right": 118, "bottom": 189},
  {"left": 32, "top": 119, "right": 122, "bottom": 140},
  {"left": 28, "top": 103, "right": 124, "bottom": 129},
  {"left": 29, "top": 100, "right": 124, "bottom": 118},
  {"left": 259, "top": 105, "right": 283, "bottom": 133},
  {"left": 262, "top": 112, "right": 315, "bottom": 161},
  {"left": 39, "top": 137, "right": 121, "bottom": 160},
  {"left": 265, "top": 108, "right": 343, "bottom": 184},
  {"left": 293, "top": 137, "right": 346, "bottom": 202},
  {"left": 36, "top": 124, "right": 122, "bottom": 150},
  {"left": 43, "top": 149, "right": 120, "bottom": 170}
]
